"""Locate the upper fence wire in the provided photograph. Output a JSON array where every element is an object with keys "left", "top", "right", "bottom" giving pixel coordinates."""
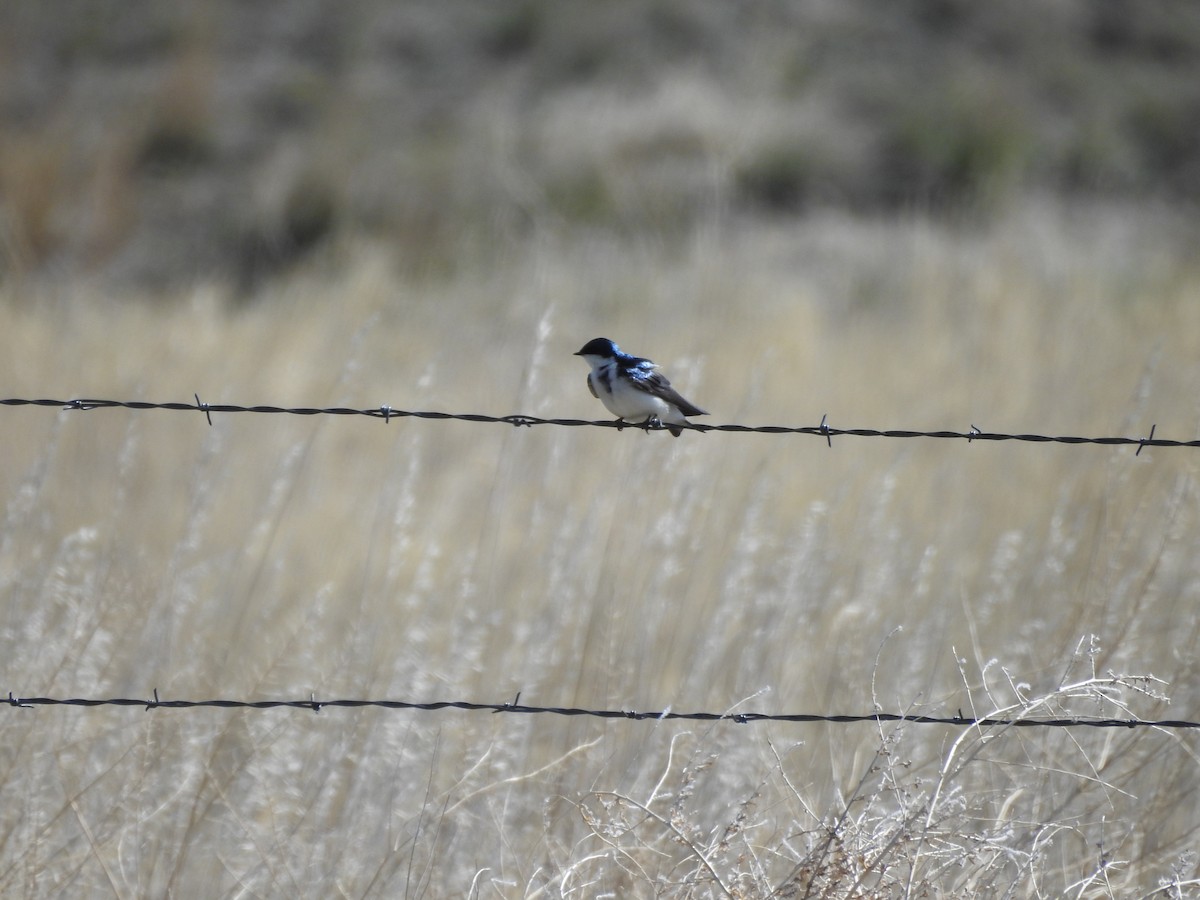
[{"left": 0, "top": 396, "right": 1191, "bottom": 452}]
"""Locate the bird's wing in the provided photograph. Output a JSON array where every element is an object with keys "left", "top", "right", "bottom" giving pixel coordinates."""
[
  {"left": 628, "top": 368, "right": 707, "bottom": 416},
  {"left": 586, "top": 372, "right": 598, "bottom": 399}
]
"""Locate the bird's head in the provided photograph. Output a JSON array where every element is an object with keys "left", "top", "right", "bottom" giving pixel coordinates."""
[{"left": 574, "top": 337, "right": 619, "bottom": 362}]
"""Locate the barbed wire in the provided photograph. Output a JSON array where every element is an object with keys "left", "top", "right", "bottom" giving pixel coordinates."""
[
  {"left": 4, "top": 691, "right": 1196, "bottom": 728},
  {"left": 0, "top": 397, "right": 1190, "bottom": 451}
]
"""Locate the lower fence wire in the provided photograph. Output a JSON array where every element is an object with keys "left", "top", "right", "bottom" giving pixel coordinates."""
[{"left": 5, "top": 692, "right": 1197, "bottom": 729}]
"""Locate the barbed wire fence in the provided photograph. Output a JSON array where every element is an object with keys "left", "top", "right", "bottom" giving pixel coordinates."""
[
  {"left": 0, "top": 395, "right": 1192, "bottom": 451},
  {"left": 2, "top": 395, "right": 1196, "bottom": 729},
  {"left": 4, "top": 690, "right": 1198, "bottom": 730}
]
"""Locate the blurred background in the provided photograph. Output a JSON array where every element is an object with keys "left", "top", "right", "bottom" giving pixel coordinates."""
[
  {"left": 3, "top": 2, "right": 1200, "bottom": 896},
  {"left": 2, "top": 0, "right": 1199, "bottom": 291}
]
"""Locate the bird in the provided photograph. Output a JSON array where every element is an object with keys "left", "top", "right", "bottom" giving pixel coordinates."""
[{"left": 574, "top": 337, "right": 707, "bottom": 437}]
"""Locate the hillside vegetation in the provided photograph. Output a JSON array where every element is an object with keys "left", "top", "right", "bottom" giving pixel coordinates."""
[{"left": 2, "top": 1, "right": 1199, "bottom": 288}]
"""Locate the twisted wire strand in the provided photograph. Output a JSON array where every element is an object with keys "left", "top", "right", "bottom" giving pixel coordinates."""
[
  {"left": 4, "top": 692, "right": 1192, "bottom": 728},
  {"left": 0, "top": 397, "right": 1188, "bottom": 449}
]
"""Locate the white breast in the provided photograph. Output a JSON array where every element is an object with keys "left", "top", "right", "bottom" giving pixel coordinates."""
[{"left": 591, "top": 360, "right": 678, "bottom": 423}]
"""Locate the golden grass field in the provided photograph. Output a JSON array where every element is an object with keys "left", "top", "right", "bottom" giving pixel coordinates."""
[{"left": 3, "top": 199, "right": 1200, "bottom": 896}]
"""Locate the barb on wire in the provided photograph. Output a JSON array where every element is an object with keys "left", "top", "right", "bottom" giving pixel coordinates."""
[
  {"left": 3, "top": 692, "right": 1197, "bottom": 729},
  {"left": 195, "top": 393, "right": 212, "bottom": 426},
  {"left": 2, "top": 396, "right": 1197, "bottom": 450},
  {"left": 1137, "top": 423, "right": 1157, "bottom": 456}
]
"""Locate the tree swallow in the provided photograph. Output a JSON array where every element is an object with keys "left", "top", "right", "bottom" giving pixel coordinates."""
[{"left": 574, "top": 337, "right": 707, "bottom": 436}]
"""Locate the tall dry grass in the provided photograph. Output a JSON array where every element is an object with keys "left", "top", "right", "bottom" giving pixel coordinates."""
[{"left": 2, "top": 200, "right": 1200, "bottom": 896}]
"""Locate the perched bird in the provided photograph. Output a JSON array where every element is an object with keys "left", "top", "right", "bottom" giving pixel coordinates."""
[{"left": 574, "top": 337, "right": 707, "bottom": 436}]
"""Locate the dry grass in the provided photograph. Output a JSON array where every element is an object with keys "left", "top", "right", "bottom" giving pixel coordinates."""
[{"left": 2, "top": 200, "right": 1200, "bottom": 896}]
